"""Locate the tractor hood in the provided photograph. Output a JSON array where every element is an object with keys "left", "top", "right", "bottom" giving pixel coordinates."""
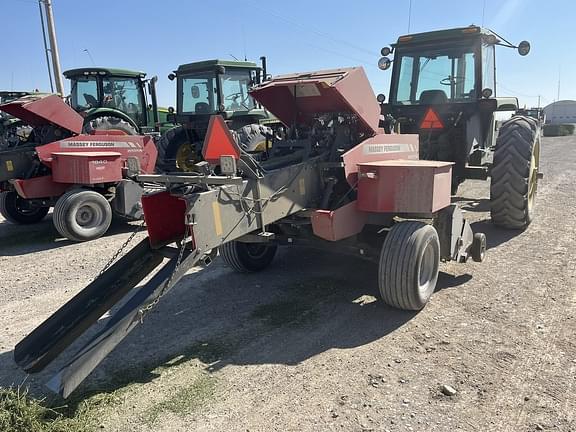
[
  {"left": 0, "top": 94, "right": 83, "bottom": 135},
  {"left": 250, "top": 67, "right": 380, "bottom": 135}
]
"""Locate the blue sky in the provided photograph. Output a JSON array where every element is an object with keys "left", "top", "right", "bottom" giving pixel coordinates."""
[{"left": 1, "top": 0, "right": 574, "bottom": 108}]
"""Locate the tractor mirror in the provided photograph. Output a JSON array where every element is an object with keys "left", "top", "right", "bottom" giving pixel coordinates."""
[
  {"left": 378, "top": 57, "right": 392, "bottom": 71},
  {"left": 216, "top": 66, "right": 226, "bottom": 74},
  {"left": 380, "top": 46, "right": 392, "bottom": 56},
  {"left": 168, "top": 73, "right": 176, "bottom": 81},
  {"left": 517, "top": 41, "right": 530, "bottom": 56},
  {"left": 191, "top": 85, "right": 200, "bottom": 99},
  {"left": 377, "top": 93, "right": 386, "bottom": 103}
]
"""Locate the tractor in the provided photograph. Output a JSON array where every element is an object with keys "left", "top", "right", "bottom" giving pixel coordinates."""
[
  {"left": 13, "top": 66, "right": 486, "bottom": 398},
  {"left": 155, "top": 58, "right": 277, "bottom": 172},
  {"left": 64, "top": 67, "right": 170, "bottom": 135},
  {"left": 377, "top": 26, "right": 540, "bottom": 229}
]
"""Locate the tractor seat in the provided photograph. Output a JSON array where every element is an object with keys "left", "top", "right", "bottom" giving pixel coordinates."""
[
  {"left": 419, "top": 90, "right": 448, "bottom": 105},
  {"left": 195, "top": 102, "right": 210, "bottom": 114}
]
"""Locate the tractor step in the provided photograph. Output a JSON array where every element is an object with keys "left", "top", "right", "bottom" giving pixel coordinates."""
[{"left": 14, "top": 238, "right": 164, "bottom": 373}]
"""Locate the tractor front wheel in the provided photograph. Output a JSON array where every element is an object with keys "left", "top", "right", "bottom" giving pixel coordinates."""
[
  {"left": 83, "top": 116, "right": 138, "bottom": 135},
  {"left": 490, "top": 116, "right": 540, "bottom": 229},
  {"left": 378, "top": 221, "right": 440, "bottom": 311},
  {"left": 53, "top": 189, "right": 112, "bottom": 242},
  {"left": 220, "top": 241, "right": 277, "bottom": 273},
  {"left": 0, "top": 191, "right": 49, "bottom": 224}
]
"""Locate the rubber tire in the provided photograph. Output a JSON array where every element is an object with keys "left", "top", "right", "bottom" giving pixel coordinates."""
[
  {"left": 490, "top": 115, "right": 540, "bottom": 229},
  {"left": 53, "top": 189, "right": 112, "bottom": 242},
  {"left": 471, "top": 232, "right": 486, "bottom": 263},
  {"left": 83, "top": 116, "right": 138, "bottom": 135},
  {"left": 0, "top": 191, "right": 49, "bottom": 224},
  {"left": 379, "top": 221, "right": 440, "bottom": 311},
  {"left": 233, "top": 124, "right": 271, "bottom": 152},
  {"left": 155, "top": 126, "right": 198, "bottom": 173},
  {"left": 220, "top": 241, "right": 277, "bottom": 273}
]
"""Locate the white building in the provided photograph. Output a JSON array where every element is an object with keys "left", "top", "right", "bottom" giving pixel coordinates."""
[{"left": 543, "top": 100, "right": 576, "bottom": 124}]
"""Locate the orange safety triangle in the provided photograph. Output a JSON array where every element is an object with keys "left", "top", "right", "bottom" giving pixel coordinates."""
[
  {"left": 420, "top": 108, "right": 444, "bottom": 130},
  {"left": 201, "top": 115, "right": 241, "bottom": 164}
]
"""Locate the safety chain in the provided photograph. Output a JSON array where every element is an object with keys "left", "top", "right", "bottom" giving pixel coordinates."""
[
  {"left": 138, "top": 220, "right": 193, "bottom": 321},
  {"left": 95, "top": 219, "right": 146, "bottom": 279}
]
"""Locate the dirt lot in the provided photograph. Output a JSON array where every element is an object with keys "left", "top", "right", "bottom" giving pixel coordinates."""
[{"left": 0, "top": 135, "right": 574, "bottom": 432}]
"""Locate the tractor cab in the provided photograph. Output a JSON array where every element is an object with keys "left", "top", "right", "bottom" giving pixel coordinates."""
[
  {"left": 378, "top": 26, "right": 530, "bottom": 189},
  {"left": 64, "top": 67, "right": 164, "bottom": 134},
  {"left": 169, "top": 59, "right": 269, "bottom": 128}
]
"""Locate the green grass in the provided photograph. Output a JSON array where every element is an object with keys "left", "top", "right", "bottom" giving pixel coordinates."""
[
  {"left": 0, "top": 387, "right": 95, "bottom": 432},
  {"left": 144, "top": 373, "right": 216, "bottom": 425}
]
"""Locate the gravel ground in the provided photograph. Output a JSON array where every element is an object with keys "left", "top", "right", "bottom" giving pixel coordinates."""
[{"left": 0, "top": 135, "right": 574, "bottom": 432}]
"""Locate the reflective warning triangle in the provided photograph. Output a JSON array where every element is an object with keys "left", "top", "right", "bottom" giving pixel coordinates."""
[
  {"left": 420, "top": 108, "right": 444, "bottom": 130},
  {"left": 201, "top": 115, "right": 241, "bottom": 164}
]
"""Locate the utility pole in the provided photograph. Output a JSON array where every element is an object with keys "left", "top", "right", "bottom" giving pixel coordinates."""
[
  {"left": 42, "top": 0, "right": 64, "bottom": 95},
  {"left": 38, "top": 0, "right": 54, "bottom": 92}
]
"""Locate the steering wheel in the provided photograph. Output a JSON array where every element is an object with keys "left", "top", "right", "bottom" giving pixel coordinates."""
[
  {"left": 440, "top": 76, "right": 464, "bottom": 86},
  {"left": 225, "top": 92, "right": 243, "bottom": 101}
]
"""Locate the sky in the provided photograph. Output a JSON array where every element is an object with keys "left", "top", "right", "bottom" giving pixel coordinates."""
[{"left": 1, "top": 0, "right": 575, "bottom": 108}]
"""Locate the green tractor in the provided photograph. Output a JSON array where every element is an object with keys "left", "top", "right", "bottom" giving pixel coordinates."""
[
  {"left": 64, "top": 67, "right": 171, "bottom": 135},
  {"left": 378, "top": 26, "right": 540, "bottom": 229},
  {"left": 156, "top": 58, "right": 276, "bottom": 172},
  {"left": 0, "top": 91, "right": 34, "bottom": 148}
]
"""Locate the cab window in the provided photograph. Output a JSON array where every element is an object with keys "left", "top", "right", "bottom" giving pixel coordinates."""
[
  {"left": 70, "top": 76, "right": 98, "bottom": 110},
  {"left": 102, "top": 77, "right": 145, "bottom": 125}
]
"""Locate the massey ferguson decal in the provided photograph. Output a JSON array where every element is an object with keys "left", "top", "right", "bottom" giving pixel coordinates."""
[
  {"left": 362, "top": 143, "right": 418, "bottom": 155},
  {"left": 60, "top": 141, "right": 142, "bottom": 149}
]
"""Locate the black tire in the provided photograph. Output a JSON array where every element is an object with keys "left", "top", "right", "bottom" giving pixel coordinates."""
[
  {"left": 490, "top": 115, "right": 540, "bottom": 229},
  {"left": 0, "top": 191, "right": 49, "bottom": 224},
  {"left": 83, "top": 116, "right": 138, "bottom": 135},
  {"left": 155, "top": 126, "right": 200, "bottom": 173},
  {"left": 233, "top": 124, "right": 271, "bottom": 152},
  {"left": 220, "top": 241, "right": 277, "bottom": 273},
  {"left": 471, "top": 232, "right": 486, "bottom": 263},
  {"left": 53, "top": 189, "right": 112, "bottom": 242},
  {"left": 379, "top": 221, "right": 440, "bottom": 311}
]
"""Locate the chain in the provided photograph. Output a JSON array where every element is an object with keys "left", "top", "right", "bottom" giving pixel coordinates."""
[
  {"left": 96, "top": 219, "right": 146, "bottom": 278},
  {"left": 138, "top": 220, "right": 193, "bottom": 321}
]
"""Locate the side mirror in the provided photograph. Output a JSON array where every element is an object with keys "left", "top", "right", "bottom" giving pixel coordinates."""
[
  {"left": 380, "top": 46, "right": 392, "bottom": 56},
  {"left": 168, "top": 73, "right": 176, "bottom": 81},
  {"left": 377, "top": 93, "right": 386, "bottom": 103},
  {"left": 216, "top": 65, "right": 226, "bottom": 75},
  {"left": 378, "top": 57, "right": 392, "bottom": 71},
  {"left": 191, "top": 85, "right": 200, "bottom": 99},
  {"left": 517, "top": 40, "right": 530, "bottom": 56}
]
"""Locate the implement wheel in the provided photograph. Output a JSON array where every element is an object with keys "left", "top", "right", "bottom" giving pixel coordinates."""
[
  {"left": 220, "top": 241, "right": 277, "bottom": 273},
  {"left": 53, "top": 189, "right": 112, "bottom": 242},
  {"left": 0, "top": 191, "right": 49, "bottom": 224},
  {"left": 378, "top": 221, "right": 440, "bottom": 311},
  {"left": 490, "top": 115, "right": 540, "bottom": 229}
]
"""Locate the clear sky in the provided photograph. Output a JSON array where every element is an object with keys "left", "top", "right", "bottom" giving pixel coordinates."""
[{"left": 1, "top": 0, "right": 574, "bottom": 108}]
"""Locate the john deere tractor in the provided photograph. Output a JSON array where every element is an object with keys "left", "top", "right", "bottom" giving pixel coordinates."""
[
  {"left": 156, "top": 58, "right": 276, "bottom": 172},
  {"left": 377, "top": 26, "right": 540, "bottom": 229},
  {"left": 64, "top": 67, "right": 170, "bottom": 135}
]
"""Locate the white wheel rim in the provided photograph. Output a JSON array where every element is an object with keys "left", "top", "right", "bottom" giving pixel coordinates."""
[
  {"left": 75, "top": 202, "right": 105, "bottom": 229},
  {"left": 418, "top": 241, "right": 437, "bottom": 294}
]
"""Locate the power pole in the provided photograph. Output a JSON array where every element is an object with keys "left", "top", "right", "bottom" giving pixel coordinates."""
[
  {"left": 42, "top": 0, "right": 64, "bottom": 95},
  {"left": 38, "top": 0, "right": 54, "bottom": 92}
]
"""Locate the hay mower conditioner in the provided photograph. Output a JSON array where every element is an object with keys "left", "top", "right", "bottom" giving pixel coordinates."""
[
  {"left": 0, "top": 94, "right": 157, "bottom": 241},
  {"left": 14, "top": 67, "right": 486, "bottom": 398}
]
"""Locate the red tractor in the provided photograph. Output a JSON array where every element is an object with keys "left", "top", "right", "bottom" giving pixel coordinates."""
[{"left": 0, "top": 94, "right": 157, "bottom": 241}]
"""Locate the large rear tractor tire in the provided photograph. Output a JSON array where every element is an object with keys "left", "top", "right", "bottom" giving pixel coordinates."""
[
  {"left": 220, "top": 241, "right": 277, "bottom": 273},
  {"left": 53, "top": 189, "right": 112, "bottom": 242},
  {"left": 83, "top": 116, "right": 138, "bottom": 135},
  {"left": 155, "top": 126, "right": 200, "bottom": 173},
  {"left": 490, "top": 116, "right": 540, "bottom": 229},
  {"left": 378, "top": 221, "right": 440, "bottom": 311},
  {"left": 0, "top": 191, "right": 49, "bottom": 224},
  {"left": 233, "top": 124, "right": 271, "bottom": 152}
]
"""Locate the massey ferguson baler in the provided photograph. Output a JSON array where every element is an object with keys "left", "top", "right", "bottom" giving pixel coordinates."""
[
  {"left": 14, "top": 67, "right": 486, "bottom": 398},
  {"left": 0, "top": 94, "right": 157, "bottom": 241}
]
